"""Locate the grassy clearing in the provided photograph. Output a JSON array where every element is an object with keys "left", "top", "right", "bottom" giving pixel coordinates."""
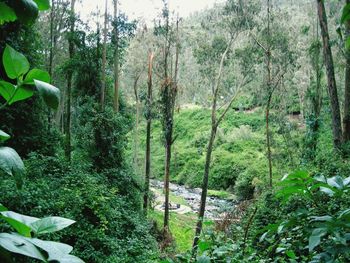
[{"left": 149, "top": 210, "right": 196, "bottom": 253}]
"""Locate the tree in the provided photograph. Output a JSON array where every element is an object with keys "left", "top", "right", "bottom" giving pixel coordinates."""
[
  {"left": 154, "top": 0, "right": 180, "bottom": 241},
  {"left": 343, "top": 0, "right": 350, "bottom": 143},
  {"left": 144, "top": 51, "right": 154, "bottom": 214},
  {"left": 317, "top": 0, "right": 342, "bottom": 149},
  {"left": 101, "top": 0, "right": 108, "bottom": 111},
  {"left": 192, "top": 0, "right": 257, "bottom": 253},
  {"left": 252, "top": 0, "right": 294, "bottom": 187},
  {"left": 64, "top": 0, "right": 76, "bottom": 161},
  {"left": 113, "top": 0, "right": 120, "bottom": 112}
]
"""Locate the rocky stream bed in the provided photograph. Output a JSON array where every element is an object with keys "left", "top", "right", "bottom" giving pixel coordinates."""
[{"left": 150, "top": 180, "right": 237, "bottom": 220}]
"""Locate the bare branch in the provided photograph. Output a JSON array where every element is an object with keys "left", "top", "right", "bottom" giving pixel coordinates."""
[{"left": 250, "top": 32, "right": 268, "bottom": 53}]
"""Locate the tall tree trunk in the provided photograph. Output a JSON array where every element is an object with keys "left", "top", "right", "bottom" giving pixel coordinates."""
[
  {"left": 192, "top": 124, "right": 217, "bottom": 250},
  {"left": 113, "top": 0, "right": 120, "bottom": 112},
  {"left": 163, "top": 140, "right": 171, "bottom": 231},
  {"left": 49, "top": 0, "right": 55, "bottom": 77},
  {"left": 343, "top": 0, "right": 350, "bottom": 142},
  {"left": 101, "top": 0, "right": 108, "bottom": 111},
  {"left": 266, "top": 0, "right": 273, "bottom": 188},
  {"left": 266, "top": 94, "right": 273, "bottom": 188},
  {"left": 64, "top": 0, "right": 76, "bottom": 162},
  {"left": 143, "top": 52, "right": 154, "bottom": 214},
  {"left": 133, "top": 75, "right": 141, "bottom": 173},
  {"left": 317, "top": 0, "right": 342, "bottom": 148}
]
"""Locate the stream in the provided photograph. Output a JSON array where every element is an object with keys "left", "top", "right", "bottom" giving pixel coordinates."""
[{"left": 150, "top": 180, "right": 237, "bottom": 220}]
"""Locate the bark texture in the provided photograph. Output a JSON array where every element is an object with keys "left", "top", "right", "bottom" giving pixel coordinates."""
[{"left": 317, "top": 0, "right": 342, "bottom": 148}]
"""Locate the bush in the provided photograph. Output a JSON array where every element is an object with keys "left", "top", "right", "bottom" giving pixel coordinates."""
[
  {"left": 234, "top": 171, "right": 255, "bottom": 200},
  {"left": 0, "top": 154, "right": 158, "bottom": 263}
]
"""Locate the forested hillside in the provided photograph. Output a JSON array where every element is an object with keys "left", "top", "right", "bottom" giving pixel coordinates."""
[{"left": 0, "top": 0, "right": 350, "bottom": 262}]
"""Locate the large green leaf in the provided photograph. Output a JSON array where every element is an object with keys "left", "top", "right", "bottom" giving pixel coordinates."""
[
  {"left": 10, "top": 0, "right": 39, "bottom": 24},
  {"left": 34, "top": 80, "right": 60, "bottom": 109},
  {"left": 25, "top": 238, "right": 72, "bottom": 261},
  {"left": 0, "top": 130, "right": 10, "bottom": 142},
  {"left": 0, "top": 233, "right": 45, "bottom": 261},
  {"left": 31, "top": 216, "right": 75, "bottom": 235},
  {"left": 0, "top": 81, "right": 16, "bottom": 101},
  {"left": 327, "top": 176, "right": 344, "bottom": 189},
  {"left": 33, "top": 0, "right": 50, "bottom": 11},
  {"left": 12, "top": 85, "right": 34, "bottom": 104},
  {"left": 2, "top": 45, "right": 30, "bottom": 79},
  {"left": 0, "top": 148, "right": 24, "bottom": 189},
  {"left": 309, "top": 228, "right": 327, "bottom": 252},
  {"left": 0, "top": 147, "right": 25, "bottom": 184},
  {"left": 0, "top": 204, "right": 8, "bottom": 212},
  {"left": 0, "top": 3, "right": 17, "bottom": 25},
  {"left": 1, "top": 211, "right": 39, "bottom": 237},
  {"left": 24, "top": 69, "right": 50, "bottom": 85},
  {"left": 0, "top": 81, "right": 34, "bottom": 105}
]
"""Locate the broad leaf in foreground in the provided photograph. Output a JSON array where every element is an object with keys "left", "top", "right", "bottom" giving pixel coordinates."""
[{"left": 34, "top": 80, "right": 60, "bottom": 109}]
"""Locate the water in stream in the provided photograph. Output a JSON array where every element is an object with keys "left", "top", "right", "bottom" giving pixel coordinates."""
[{"left": 151, "top": 180, "right": 237, "bottom": 220}]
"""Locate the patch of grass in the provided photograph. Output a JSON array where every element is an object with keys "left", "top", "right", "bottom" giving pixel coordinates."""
[
  {"left": 149, "top": 210, "right": 196, "bottom": 253},
  {"left": 207, "top": 189, "right": 236, "bottom": 200}
]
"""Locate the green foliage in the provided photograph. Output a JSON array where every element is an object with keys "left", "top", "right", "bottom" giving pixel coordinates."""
[
  {"left": 0, "top": 146, "right": 24, "bottom": 189},
  {"left": 0, "top": 154, "right": 158, "bottom": 262},
  {"left": 0, "top": 0, "right": 50, "bottom": 25},
  {"left": 0, "top": 45, "right": 59, "bottom": 109},
  {"left": 234, "top": 171, "right": 255, "bottom": 201},
  {"left": 0, "top": 2, "right": 17, "bottom": 25},
  {"left": 258, "top": 171, "right": 350, "bottom": 262},
  {"left": 0, "top": 206, "right": 83, "bottom": 262}
]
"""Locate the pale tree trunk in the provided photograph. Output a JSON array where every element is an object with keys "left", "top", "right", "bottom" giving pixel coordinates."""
[
  {"left": 49, "top": 0, "right": 55, "bottom": 77},
  {"left": 64, "top": 0, "right": 76, "bottom": 162},
  {"left": 266, "top": 0, "right": 273, "bottom": 188},
  {"left": 133, "top": 74, "right": 141, "bottom": 173},
  {"left": 101, "top": 0, "right": 108, "bottom": 111},
  {"left": 317, "top": 0, "right": 342, "bottom": 148},
  {"left": 143, "top": 52, "right": 154, "bottom": 214},
  {"left": 113, "top": 0, "right": 120, "bottom": 112}
]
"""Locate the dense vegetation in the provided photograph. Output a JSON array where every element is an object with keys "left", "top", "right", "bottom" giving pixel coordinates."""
[{"left": 0, "top": 0, "right": 350, "bottom": 262}]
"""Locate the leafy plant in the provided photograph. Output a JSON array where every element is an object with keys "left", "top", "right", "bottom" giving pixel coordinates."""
[
  {"left": 259, "top": 171, "right": 350, "bottom": 262},
  {"left": 0, "top": 0, "right": 50, "bottom": 25},
  {"left": 0, "top": 204, "right": 83, "bottom": 262},
  {"left": 0, "top": 44, "right": 83, "bottom": 262}
]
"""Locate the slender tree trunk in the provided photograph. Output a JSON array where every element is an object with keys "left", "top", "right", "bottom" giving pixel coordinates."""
[
  {"left": 317, "top": 0, "right": 342, "bottom": 148},
  {"left": 64, "top": 0, "right": 76, "bottom": 162},
  {"left": 101, "top": 0, "right": 108, "bottom": 111},
  {"left": 133, "top": 75, "right": 141, "bottom": 172},
  {"left": 163, "top": 140, "right": 171, "bottom": 231},
  {"left": 192, "top": 124, "right": 217, "bottom": 251},
  {"left": 192, "top": 39, "right": 234, "bottom": 253},
  {"left": 49, "top": 0, "right": 55, "bottom": 77},
  {"left": 113, "top": 0, "right": 120, "bottom": 112},
  {"left": 266, "top": 95, "right": 273, "bottom": 188},
  {"left": 343, "top": 0, "right": 350, "bottom": 142},
  {"left": 266, "top": 0, "right": 273, "bottom": 188},
  {"left": 143, "top": 52, "right": 154, "bottom": 214}
]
